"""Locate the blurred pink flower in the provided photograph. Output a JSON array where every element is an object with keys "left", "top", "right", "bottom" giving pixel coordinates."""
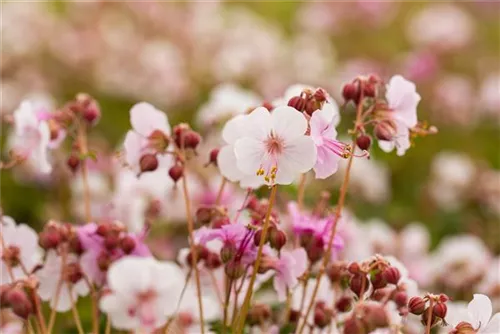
[{"left": 271, "top": 248, "right": 308, "bottom": 301}]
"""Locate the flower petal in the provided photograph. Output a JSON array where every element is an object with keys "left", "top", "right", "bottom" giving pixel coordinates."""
[
  {"left": 313, "top": 145, "right": 341, "bottom": 179},
  {"left": 271, "top": 106, "right": 308, "bottom": 141},
  {"left": 217, "top": 145, "right": 245, "bottom": 182},
  {"left": 234, "top": 137, "right": 265, "bottom": 176},
  {"left": 130, "top": 102, "right": 170, "bottom": 137},
  {"left": 245, "top": 107, "right": 272, "bottom": 140},
  {"left": 482, "top": 313, "right": 500, "bottom": 333},
  {"left": 222, "top": 115, "right": 247, "bottom": 144},
  {"left": 276, "top": 136, "right": 316, "bottom": 184},
  {"left": 468, "top": 294, "right": 493, "bottom": 330}
]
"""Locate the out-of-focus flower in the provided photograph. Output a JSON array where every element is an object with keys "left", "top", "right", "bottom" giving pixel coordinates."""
[
  {"left": 123, "top": 102, "right": 170, "bottom": 175},
  {"left": 479, "top": 72, "right": 500, "bottom": 123},
  {"left": 37, "top": 250, "right": 89, "bottom": 312},
  {"left": 310, "top": 103, "right": 349, "bottom": 179},
  {"left": 234, "top": 106, "right": 317, "bottom": 185},
  {"left": 401, "top": 51, "right": 439, "bottom": 83},
  {"left": 269, "top": 248, "right": 308, "bottom": 301},
  {"left": 0, "top": 216, "right": 41, "bottom": 284},
  {"left": 100, "top": 257, "right": 185, "bottom": 331},
  {"left": 448, "top": 294, "right": 500, "bottom": 333},
  {"left": 433, "top": 75, "right": 475, "bottom": 126},
  {"left": 407, "top": 4, "right": 474, "bottom": 51},
  {"left": 197, "top": 83, "right": 260, "bottom": 127},
  {"left": 477, "top": 257, "right": 500, "bottom": 311},
  {"left": 378, "top": 75, "right": 421, "bottom": 156}
]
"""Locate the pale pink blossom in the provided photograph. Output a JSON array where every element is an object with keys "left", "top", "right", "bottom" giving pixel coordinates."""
[
  {"left": 37, "top": 250, "right": 89, "bottom": 312},
  {"left": 269, "top": 248, "right": 308, "bottom": 301},
  {"left": 378, "top": 75, "right": 421, "bottom": 156},
  {"left": 123, "top": 102, "right": 170, "bottom": 174},
  {"left": 449, "top": 294, "right": 500, "bottom": 333},
  {"left": 0, "top": 216, "right": 41, "bottom": 284},
  {"left": 100, "top": 257, "right": 185, "bottom": 331},
  {"left": 234, "top": 106, "right": 317, "bottom": 185}
]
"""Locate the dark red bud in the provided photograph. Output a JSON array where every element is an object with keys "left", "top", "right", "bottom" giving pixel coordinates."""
[
  {"left": 314, "top": 307, "right": 332, "bottom": 328},
  {"left": 139, "top": 154, "right": 159, "bottom": 173},
  {"left": 394, "top": 291, "right": 408, "bottom": 307},
  {"left": 97, "top": 251, "right": 112, "bottom": 271},
  {"left": 5, "top": 288, "right": 32, "bottom": 319},
  {"left": 408, "top": 296, "right": 426, "bottom": 315},
  {"left": 69, "top": 235, "right": 84, "bottom": 255},
  {"left": 350, "top": 274, "right": 368, "bottom": 298},
  {"left": 348, "top": 262, "right": 361, "bottom": 275},
  {"left": 363, "top": 83, "right": 376, "bottom": 98},
  {"left": 374, "top": 122, "right": 395, "bottom": 141},
  {"left": 205, "top": 252, "right": 222, "bottom": 270},
  {"left": 433, "top": 303, "right": 447, "bottom": 319},
  {"left": 183, "top": 130, "right": 201, "bottom": 150},
  {"left": 288, "top": 96, "right": 307, "bottom": 112},
  {"left": 342, "top": 82, "right": 360, "bottom": 103},
  {"left": 421, "top": 308, "right": 438, "bottom": 327},
  {"left": 383, "top": 267, "right": 401, "bottom": 285},
  {"left": 67, "top": 154, "right": 80, "bottom": 172},
  {"left": 96, "top": 223, "right": 110, "bottom": 237},
  {"left": 356, "top": 135, "right": 372, "bottom": 151},
  {"left": 306, "top": 237, "right": 325, "bottom": 263},
  {"left": 168, "top": 164, "right": 184, "bottom": 183},
  {"left": 65, "top": 263, "right": 83, "bottom": 284},
  {"left": 209, "top": 148, "right": 219, "bottom": 166},
  {"left": 370, "top": 271, "right": 387, "bottom": 290},
  {"left": 253, "top": 229, "right": 268, "bottom": 247},
  {"left": 343, "top": 316, "right": 364, "bottom": 334},
  {"left": 439, "top": 294, "right": 450, "bottom": 303},
  {"left": 269, "top": 228, "right": 287, "bottom": 251},
  {"left": 104, "top": 235, "right": 120, "bottom": 250},
  {"left": 76, "top": 93, "right": 101, "bottom": 126},
  {"left": 120, "top": 236, "right": 136, "bottom": 254},
  {"left": 39, "top": 229, "right": 62, "bottom": 250},
  {"left": 224, "top": 261, "right": 244, "bottom": 279},
  {"left": 313, "top": 88, "right": 328, "bottom": 102},
  {"left": 335, "top": 296, "right": 352, "bottom": 312}
]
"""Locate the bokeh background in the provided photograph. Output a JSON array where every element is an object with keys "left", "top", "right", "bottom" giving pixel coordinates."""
[{"left": 1, "top": 0, "right": 500, "bottom": 316}]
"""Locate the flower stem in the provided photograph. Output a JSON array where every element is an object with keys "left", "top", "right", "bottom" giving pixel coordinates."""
[
  {"left": 297, "top": 173, "right": 307, "bottom": 210},
  {"left": 47, "top": 250, "right": 68, "bottom": 333},
  {"left": 223, "top": 279, "right": 233, "bottom": 333},
  {"left": 68, "top": 286, "right": 85, "bottom": 334},
  {"left": 234, "top": 185, "right": 278, "bottom": 333},
  {"left": 181, "top": 170, "right": 205, "bottom": 334},
  {"left": 77, "top": 122, "right": 92, "bottom": 222},
  {"left": 215, "top": 177, "right": 227, "bottom": 205},
  {"left": 297, "top": 90, "right": 365, "bottom": 334},
  {"left": 426, "top": 299, "right": 434, "bottom": 334}
]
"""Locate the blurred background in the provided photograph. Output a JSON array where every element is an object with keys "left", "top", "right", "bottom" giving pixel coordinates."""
[{"left": 1, "top": 2, "right": 499, "bottom": 262}]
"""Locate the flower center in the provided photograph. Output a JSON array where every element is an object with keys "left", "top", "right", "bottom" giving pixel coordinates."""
[
  {"left": 256, "top": 133, "right": 284, "bottom": 183},
  {"left": 265, "top": 134, "right": 284, "bottom": 156}
]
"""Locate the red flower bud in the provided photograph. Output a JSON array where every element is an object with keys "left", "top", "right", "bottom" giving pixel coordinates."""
[
  {"left": 363, "top": 83, "right": 376, "bottom": 98},
  {"left": 212, "top": 216, "right": 230, "bottom": 229},
  {"left": 97, "top": 251, "right": 112, "bottom": 271},
  {"left": 335, "top": 296, "right": 352, "bottom": 312},
  {"left": 183, "top": 130, "right": 201, "bottom": 150},
  {"left": 374, "top": 121, "right": 396, "bottom": 141},
  {"left": 139, "top": 154, "right": 159, "bottom": 173},
  {"left": 39, "top": 229, "right": 62, "bottom": 250},
  {"left": 67, "top": 154, "right": 80, "bottom": 172},
  {"left": 306, "top": 236, "right": 324, "bottom": 263},
  {"left": 421, "top": 308, "right": 438, "bottom": 327},
  {"left": 313, "top": 88, "right": 328, "bottom": 102},
  {"left": 288, "top": 96, "right": 307, "bottom": 112},
  {"left": 394, "top": 291, "right": 408, "bottom": 307},
  {"left": 5, "top": 288, "right": 33, "bottom": 319},
  {"left": 433, "top": 302, "right": 447, "bottom": 319},
  {"left": 69, "top": 235, "right": 83, "bottom": 255},
  {"left": 120, "top": 236, "right": 136, "bottom": 254},
  {"left": 370, "top": 271, "right": 387, "bottom": 290},
  {"left": 253, "top": 229, "right": 268, "bottom": 247},
  {"left": 168, "top": 164, "right": 184, "bottom": 183},
  {"left": 350, "top": 274, "right": 369, "bottom": 298},
  {"left": 96, "top": 223, "right": 110, "bottom": 237},
  {"left": 205, "top": 252, "right": 222, "bottom": 270},
  {"left": 343, "top": 316, "right": 365, "bottom": 334},
  {"left": 208, "top": 148, "right": 219, "bottom": 166},
  {"left": 326, "top": 262, "right": 347, "bottom": 283},
  {"left": 76, "top": 93, "right": 101, "bottom": 126},
  {"left": 225, "top": 261, "right": 244, "bottom": 279},
  {"left": 348, "top": 262, "right": 361, "bottom": 275},
  {"left": 342, "top": 82, "right": 360, "bottom": 103},
  {"left": 195, "top": 207, "right": 213, "bottom": 226},
  {"left": 408, "top": 296, "right": 426, "bottom": 315},
  {"left": 314, "top": 307, "right": 332, "bottom": 328},
  {"left": 65, "top": 263, "right": 83, "bottom": 284},
  {"left": 304, "top": 99, "right": 320, "bottom": 116},
  {"left": 439, "top": 294, "right": 450, "bottom": 303},
  {"left": 356, "top": 135, "right": 372, "bottom": 151},
  {"left": 269, "top": 228, "right": 287, "bottom": 251},
  {"left": 104, "top": 235, "right": 120, "bottom": 250},
  {"left": 383, "top": 266, "right": 401, "bottom": 285}
]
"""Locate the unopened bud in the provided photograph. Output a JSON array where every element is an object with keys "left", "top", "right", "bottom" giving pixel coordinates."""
[
  {"left": 408, "top": 296, "right": 426, "bottom": 315},
  {"left": 374, "top": 121, "right": 396, "bottom": 141},
  {"left": 348, "top": 262, "right": 361, "bottom": 275},
  {"left": 306, "top": 236, "right": 324, "bottom": 263},
  {"left": 314, "top": 307, "right": 332, "bottom": 328},
  {"left": 288, "top": 96, "right": 307, "bottom": 112},
  {"left": 5, "top": 288, "right": 32, "bottom": 319},
  {"left": 225, "top": 261, "right": 244, "bottom": 279},
  {"left": 212, "top": 216, "right": 230, "bottom": 229},
  {"left": 65, "top": 263, "right": 83, "bottom": 284},
  {"left": 288, "top": 309, "right": 300, "bottom": 324},
  {"left": 208, "top": 148, "right": 219, "bottom": 166},
  {"left": 97, "top": 251, "right": 112, "bottom": 271},
  {"left": 183, "top": 130, "right": 201, "bottom": 150},
  {"left": 269, "top": 228, "right": 287, "bottom": 251},
  {"left": 76, "top": 93, "right": 101, "bottom": 126},
  {"left": 421, "top": 308, "right": 438, "bottom": 327},
  {"left": 350, "top": 274, "right": 368, "bottom": 298},
  {"left": 327, "top": 262, "right": 347, "bottom": 283},
  {"left": 304, "top": 99, "right": 321, "bottom": 116},
  {"left": 313, "top": 88, "right": 328, "bottom": 102},
  {"left": 335, "top": 296, "right": 352, "bottom": 312},
  {"left": 139, "top": 154, "right": 158, "bottom": 173},
  {"left": 104, "top": 235, "right": 120, "bottom": 250},
  {"left": 168, "top": 164, "right": 184, "bottom": 183},
  {"left": 383, "top": 266, "right": 401, "bottom": 285},
  {"left": 356, "top": 134, "right": 372, "bottom": 151},
  {"left": 394, "top": 291, "right": 408, "bottom": 307},
  {"left": 39, "top": 228, "right": 62, "bottom": 250},
  {"left": 120, "top": 236, "right": 136, "bottom": 254},
  {"left": 433, "top": 302, "right": 447, "bottom": 319},
  {"left": 196, "top": 207, "right": 213, "bottom": 226},
  {"left": 253, "top": 229, "right": 268, "bottom": 247},
  {"left": 439, "top": 294, "right": 450, "bottom": 303},
  {"left": 205, "top": 252, "right": 222, "bottom": 270},
  {"left": 370, "top": 271, "right": 387, "bottom": 290},
  {"left": 220, "top": 242, "right": 237, "bottom": 263},
  {"left": 363, "top": 83, "right": 376, "bottom": 98},
  {"left": 67, "top": 154, "right": 80, "bottom": 172},
  {"left": 69, "top": 235, "right": 83, "bottom": 255},
  {"left": 342, "top": 82, "right": 360, "bottom": 103},
  {"left": 343, "top": 316, "right": 364, "bottom": 334},
  {"left": 96, "top": 223, "right": 110, "bottom": 237}
]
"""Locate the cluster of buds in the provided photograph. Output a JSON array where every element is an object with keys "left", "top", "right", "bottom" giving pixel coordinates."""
[
  {"left": 343, "top": 302, "right": 390, "bottom": 334},
  {"left": 173, "top": 123, "right": 201, "bottom": 151},
  {"left": 299, "top": 231, "right": 325, "bottom": 263},
  {"left": 287, "top": 87, "right": 329, "bottom": 116},
  {"left": 195, "top": 206, "right": 229, "bottom": 228},
  {"left": 253, "top": 224, "right": 287, "bottom": 252},
  {"left": 342, "top": 74, "right": 381, "bottom": 105},
  {"left": 38, "top": 220, "right": 82, "bottom": 254},
  {"left": 186, "top": 245, "right": 222, "bottom": 270},
  {"left": 408, "top": 293, "right": 449, "bottom": 329},
  {"left": 313, "top": 301, "right": 334, "bottom": 328}
]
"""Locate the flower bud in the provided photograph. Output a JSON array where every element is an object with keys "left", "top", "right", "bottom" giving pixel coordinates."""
[
  {"left": 335, "top": 296, "right": 352, "bottom": 312},
  {"left": 350, "top": 274, "right": 369, "bottom": 298},
  {"left": 69, "top": 235, "right": 83, "bottom": 255},
  {"left": 96, "top": 223, "right": 110, "bottom": 237},
  {"left": 394, "top": 291, "right": 408, "bottom": 307},
  {"left": 168, "top": 164, "right": 184, "bottom": 183},
  {"left": 383, "top": 266, "right": 401, "bottom": 285},
  {"left": 212, "top": 216, "right": 230, "bottom": 229},
  {"left": 97, "top": 251, "right": 112, "bottom": 271},
  {"left": 269, "top": 228, "right": 287, "bottom": 251},
  {"left": 288, "top": 309, "right": 300, "bottom": 324},
  {"left": 348, "top": 262, "right": 361, "bottom": 275},
  {"left": 208, "top": 148, "right": 219, "bottom": 166},
  {"left": 454, "top": 322, "right": 476, "bottom": 334},
  {"left": 183, "top": 130, "right": 201, "bottom": 150},
  {"left": 439, "top": 294, "right": 450, "bottom": 303},
  {"left": 314, "top": 307, "right": 332, "bottom": 328},
  {"left": 220, "top": 241, "right": 237, "bottom": 263},
  {"left": 5, "top": 288, "right": 33, "bottom": 319},
  {"left": 287, "top": 96, "right": 307, "bottom": 112},
  {"left": 327, "top": 262, "right": 346, "bottom": 283},
  {"left": 433, "top": 302, "right": 447, "bottom": 319},
  {"left": 76, "top": 93, "right": 101, "bottom": 126},
  {"left": 356, "top": 134, "right": 372, "bottom": 151},
  {"left": 65, "top": 263, "right": 83, "bottom": 284},
  {"left": 314, "top": 88, "right": 328, "bottom": 102},
  {"left": 253, "top": 229, "right": 268, "bottom": 247},
  {"left": 225, "top": 261, "right": 244, "bottom": 279},
  {"left": 104, "top": 235, "right": 120, "bottom": 250},
  {"left": 343, "top": 316, "right": 365, "bottom": 334},
  {"left": 342, "top": 82, "right": 360, "bottom": 103},
  {"left": 363, "top": 83, "right": 376, "bottom": 98},
  {"left": 374, "top": 121, "right": 396, "bottom": 141},
  {"left": 67, "top": 154, "right": 80, "bottom": 172},
  {"left": 120, "top": 236, "right": 136, "bottom": 254},
  {"left": 39, "top": 228, "right": 62, "bottom": 250},
  {"left": 205, "top": 252, "right": 222, "bottom": 270},
  {"left": 370, "top": 271, "right": 387, "bottom": 290},
  {"left": 304, "top": 99, "right": 320, "bottom": 116},
  {"left": 306, "top": 236, "right": 324, "bottom": 263},
  {"left": 408, "top": 296, "right": 426, "bottom": 315},
  {"left": 139, "top": 154, "right": 159, "bottom": 173}
]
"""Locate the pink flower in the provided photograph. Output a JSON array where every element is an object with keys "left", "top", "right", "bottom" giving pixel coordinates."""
[
  {"left": 234, "top": 106, "right": 317, "bottom": 185},
  {"left": 100, "top": 257, "right": 185, "bottom": 331},
  {"left": 270, "top": 248, "right": 308, "bottom": 301},
  {"left": 37, "top": 250, "right": 89, "bottom": 312},
  {"left": 310, "top": 103, "right": 349, "bottom": 179},
  {"left": 123, "top": 102, "right": 170, "bottom": 174},
  {"left": 0, "top": 216, "right": 41, "bottom": 284},
  {"left": 378, "top": 75, "right": 421, "bottom": 156}
]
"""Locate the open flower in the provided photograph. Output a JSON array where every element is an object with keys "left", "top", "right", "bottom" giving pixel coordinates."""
[
  {"left": 449, "top": 294, "right": 500, "bottom": 333},
  {"left": 378, "top": 75, "right": 421, "bottom": 156},
  {"left": 310, "top": 103, "right": 350, "bottom": 179},
  {"left": 100, "top": 257, "right": 185, "bottom": 332},
  {"left": 268, "top": 248, "right": 308, "bottom": 301},
  {"left": 37, "top": 250, "right": 90, "bottom": 312},
  {"left": 123, "top": 102, "right": 171, "bottom": 174},
  {"left": 234, "top": 106, "right": 316, "bottom": 185},
  {"left": 0, "top": 216, "right": 41, "bottom": 284}
]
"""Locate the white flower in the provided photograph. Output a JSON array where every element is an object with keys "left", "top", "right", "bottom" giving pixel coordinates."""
[
  {"left": 378, "top": 75, "right": 421, "bottom": 156},
  {"left": 233, "top": 106, "right": 317, "bottom": 185},
  {"left": 197, "top": 83, "right": 260, "bottom": 127},
  {"left": 100, "top": 257, "right": 185, "bottom": 332},
  {"left": 449, "top": 294, "right": 500, "bottom": 333},
  {"left": 37, "top": 250, "right": 89, "bottom": 312},
  {"left": 9, "top": 100, "right": 52, "bottom": 174},
  {"left": 0, "top": 216, "right": 41, "bottom": 284}
]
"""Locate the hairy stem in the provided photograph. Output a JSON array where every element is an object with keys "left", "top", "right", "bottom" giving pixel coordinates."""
[{"left": 234, "top": 185, "right": 278, "bottom": 333}]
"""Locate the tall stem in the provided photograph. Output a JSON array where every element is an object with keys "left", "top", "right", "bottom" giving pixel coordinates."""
[
  {"left": 181, "top": 171, "right": 205, "bottom": 334},
  {"left": 297, "top": 174, "right": 307, "bottom": 210},
  {"left": 215, "top": 177, "right": 227, "bottom": 206},
  {"left": 223, "top": 279, "right": 233, "bottom": 333},
  {"left": 297, "top": 92, "right": 365, "bottom": 334},
  {"left": 234, "top": 185, "right": 278, "bottom": 333},
  {"left": 68, "top": 286, "right": 85, "bottom": 334},
  {"left": 77, "top": 122, "right": 92, "bottom": 222},
  {"left": 425, "top": 299, "right": 434, "bottom": 334}
]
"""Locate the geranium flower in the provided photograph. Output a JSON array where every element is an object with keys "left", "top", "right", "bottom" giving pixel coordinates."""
[
  {"left": 267, "top": 248, "right": 308, "bottom": 301},
  {"left": 37, "top": 250, "right": 89, "bottom": 312},
  {"left": 449, "top": 294, "right": 500, "bottom": 333},
  {"left": 0, "top": 216, "right": 41, "bottom": 284},
  {"left": 123, "top": 102, "right": 170, "bottom": 174},
  {"left": 310, "top": 103, "right": 350, "bottom": 179},
  {"left": 378, "top": 75, "right": 421, "bottom": 156},
  {"left": 100, "top": 257, "right": 185, "bottom": 331},
  {"left": 234, "top": 106, "right": 316, "bottom": 185}
]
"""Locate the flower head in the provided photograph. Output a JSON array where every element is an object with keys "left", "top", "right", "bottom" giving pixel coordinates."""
[
  {"left": 449, "top": 294, "right": 500, "bottom": 333},
  {"left": 234, "top": 106, "right": 317, "bottom": 185},
  {"left": 266, "top": 248, "right": 308, "bottom": 301}
]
